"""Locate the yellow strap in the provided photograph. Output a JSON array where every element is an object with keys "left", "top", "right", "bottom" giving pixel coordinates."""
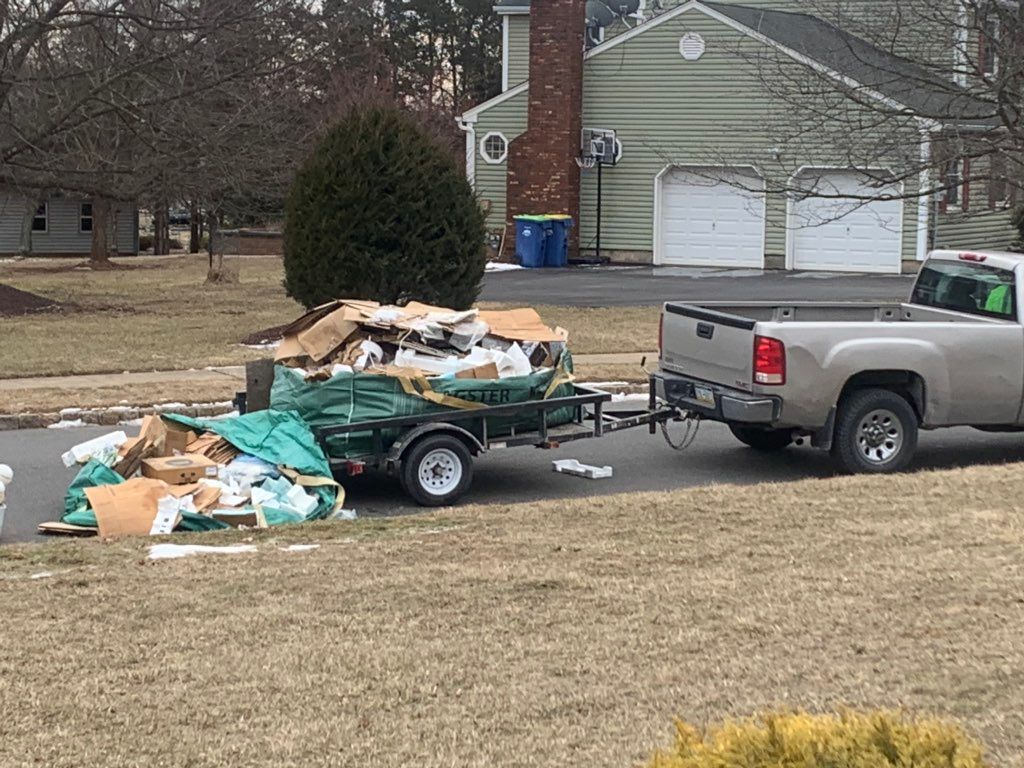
[{"left": 543, "top": 356, "right": 576, "bottom": 399}]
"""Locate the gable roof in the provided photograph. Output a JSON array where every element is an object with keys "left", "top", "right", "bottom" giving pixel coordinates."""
[
  {"left": 703, "top": 2, "right": 996, "bottom": 124},
  {"left": 470, "top": 1, "right": 995, "bottom": 127}
]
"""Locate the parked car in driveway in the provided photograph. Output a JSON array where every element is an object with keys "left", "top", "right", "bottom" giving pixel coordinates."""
[{"left": 655, "top": 250, "right": 1024, "bottom": 473}]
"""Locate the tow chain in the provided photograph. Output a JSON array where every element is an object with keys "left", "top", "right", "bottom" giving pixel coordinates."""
[{"left": 661, "top": 411, "right": 701, "bottom": 451}]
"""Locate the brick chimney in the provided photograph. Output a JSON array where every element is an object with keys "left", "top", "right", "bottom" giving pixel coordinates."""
[{"left": 506, "top": 0, "right": 586, "bottom": 259}]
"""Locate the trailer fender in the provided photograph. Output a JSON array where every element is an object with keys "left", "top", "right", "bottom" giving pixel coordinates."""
[{"left": 386, "top": 423, "right": 486, "bottom": 473}]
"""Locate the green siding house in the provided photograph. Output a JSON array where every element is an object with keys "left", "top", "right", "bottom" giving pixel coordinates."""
[{"left": 460, "top": 0, "right": 1017, "bottom": 274}]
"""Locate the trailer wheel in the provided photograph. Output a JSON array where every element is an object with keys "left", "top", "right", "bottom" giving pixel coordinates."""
[
  {"left": 729, "top": 425, "right": 793, "bottom": 452},
  {"left": 831, "top": 388, "right": 918, "bottom": 474},
  {"left": 400, "top": 434, "right": 474, "bottom": 507}
]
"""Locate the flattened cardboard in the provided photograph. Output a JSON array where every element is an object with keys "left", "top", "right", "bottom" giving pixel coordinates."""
[
  {"left": 479, "top": 308, "right": 564, "bottom": 343},
  {"left": 164, "top": 424, "right": 198, "bottom": 456},
  {"left": 38, "top": 521, "right": 99, "bottom": 537},
  {"left": 142, "top": 455, "right": 219, "bottom": 485},
  {"left": 86, "top": 478, "right": 167, "bottom": 539},
  {"left": 455, "top": 362, "right": 500, "bottom": 380},
  {"left": 114, "top": 415, "right": 168, "bottom": 478},
  {"left": 211, "top": 509, "right": 263, "bottom": 529},
  {"left": 296, "top": 311, "right": 360, "bottom": 362},
  {"left": 192, "top": 486, "right": 222, "bottom": 513},
  {"left": 274, "top": 334, "right": 307, "bottom": 362}
]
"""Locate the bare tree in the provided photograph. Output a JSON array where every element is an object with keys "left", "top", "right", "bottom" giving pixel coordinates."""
[{"left": 0, "top": 0, "right": 319, "bottom": 265}]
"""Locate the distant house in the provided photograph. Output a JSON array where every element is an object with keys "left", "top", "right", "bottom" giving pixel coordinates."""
[
  {"left": 461, "top": 0, "right": 1019, "bottom": 274},
  {"left": 0, "top": 193, "right": 140, "bottom": 257}
]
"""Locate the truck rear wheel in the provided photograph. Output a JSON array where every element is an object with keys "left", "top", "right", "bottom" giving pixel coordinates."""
[
  {"left": 729, "top": 425, "right": 793, "bottom": 452},
  {"left": 400, "top": 434, "right": 474, "bottom": 507},
  {"left": 832, "top": 388, "right": 918, "bottom": 474}
]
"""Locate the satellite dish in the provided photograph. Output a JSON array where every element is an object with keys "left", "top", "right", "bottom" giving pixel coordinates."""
[
  {"left": 612, "top": 0, "right": 641, "bottom": 15},
  {"left": 586, "top": 0, "right": 617, "bottom": 28}
]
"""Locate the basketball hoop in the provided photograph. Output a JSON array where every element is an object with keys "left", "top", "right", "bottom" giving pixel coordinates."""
[{"left": 576, "top": 156, "right": 598, "bottom": 170}]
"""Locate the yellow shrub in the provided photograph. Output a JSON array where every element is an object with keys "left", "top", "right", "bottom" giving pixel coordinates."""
[{"left": 650, "top": 711, "right": 988, "bottom": 768}]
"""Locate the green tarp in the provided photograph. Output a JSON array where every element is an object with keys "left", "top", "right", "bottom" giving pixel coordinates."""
[
  {"left": 165, "top": 410, "right": 339, "bottom": 520},
  {"left": 62, "top": 410, "right": 339, "bottom": 531},
  {"left": 269, "top": 354, "right": 577, "bottom": 459}
]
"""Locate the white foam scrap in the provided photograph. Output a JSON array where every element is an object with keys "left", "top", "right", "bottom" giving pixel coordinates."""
[
  {"left": 61, "top": 431, "right": 128, "bottom": 466},
  {"left": 329, "top": 508, "right": 358, "bottom": 522},
  {"left": 552, "top": 459, "right": 613, "bottom": 480},
  {"left": 0, "top": 465, "right": 12, "bottom": 485},
  {"left": 30, "top": 572, "right": 53, "bottom": 580},
  {"left": 281, "top": 544, "right": 320, "bottom": 553},
  {"left": 148, "top": 544, "right": 258, "bottom": 561}
]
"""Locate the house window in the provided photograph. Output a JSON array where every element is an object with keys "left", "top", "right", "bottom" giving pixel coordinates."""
[
  {"left": 480, "top": 132, "right": 508, "bottom": 164},
  {"left": 80, "top": 202, "right": 94, "bottom": 233},
  {"left": 31, "top": 203, "right": 47, "bottom": 232},
  {"left": 940, "top": 158, "right": 968, "bottom": 213},
  {"left": 979, "top": 17, "right": 999, "bottom": 76}
]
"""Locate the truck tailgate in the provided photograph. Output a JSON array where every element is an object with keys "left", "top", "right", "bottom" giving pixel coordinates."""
[{"left": 661, "top": 303, "right": 756, "bottom": 391}]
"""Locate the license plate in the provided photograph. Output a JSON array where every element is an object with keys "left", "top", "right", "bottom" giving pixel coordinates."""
[{"left": 693, "top": 385, "right": 716, "bottom": 408}]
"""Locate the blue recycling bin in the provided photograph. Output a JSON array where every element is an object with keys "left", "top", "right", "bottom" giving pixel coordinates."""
[
  {"left": 514, "top": 216, "right": 550, "bottom": 269},
  {"left": 544, "top": 215, "right": 574, "bottom": 267}
]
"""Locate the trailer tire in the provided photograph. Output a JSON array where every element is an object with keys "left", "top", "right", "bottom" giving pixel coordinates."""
[
  {"left": 400, "top": 434, "right": 474, "bottom": 507},
  {"left": 729, "top": 425, "right": 793, "bottom": 452},
  {"left": 831, "top": 388, "right": 918, "bottom": 474}
]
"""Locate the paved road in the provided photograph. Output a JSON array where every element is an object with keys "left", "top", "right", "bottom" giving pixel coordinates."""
[
  {"left": 481, "top": 266, "right": 915, "bottom": 306},
  {"left": 5, "top": 420, "right": 1024, "bottom": 544}
]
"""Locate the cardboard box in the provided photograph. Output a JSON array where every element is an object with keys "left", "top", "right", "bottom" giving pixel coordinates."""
[
  {"left": 479, "top": 308, "right": 565, "bottom": 343},
  {"left": 455, "top": 362, "right": 500, "bottom": 380},
  {"left": 142, "top": 454, "right": 219, "bottom": 485}
]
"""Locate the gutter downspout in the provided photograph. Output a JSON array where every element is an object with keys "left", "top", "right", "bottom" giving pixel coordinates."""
[
  {"left": 916, "top": 126, "right": 934, "bottom": 263},
  {"left": 456, "top": 117, "right": 477, "bottom": 190}
]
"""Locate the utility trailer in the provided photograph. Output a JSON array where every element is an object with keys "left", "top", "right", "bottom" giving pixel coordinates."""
[{"left": 313, "top": 384, "right": 678, "bottom": 506}]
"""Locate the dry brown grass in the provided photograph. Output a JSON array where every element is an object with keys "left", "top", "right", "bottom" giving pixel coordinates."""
[
  {"left": 2, "top": 465, "right": 1022, "bottom": 767},
  {"left": 0, "top": 257, "right": 658, "bottom": 379}
]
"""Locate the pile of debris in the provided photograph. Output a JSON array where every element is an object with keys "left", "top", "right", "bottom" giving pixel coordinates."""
[
  {"left": 275, "top": 300, "right": 569, "bottom": 381},
  {"left": 42, "top": 411, "right": 347, "bottom": 539}
]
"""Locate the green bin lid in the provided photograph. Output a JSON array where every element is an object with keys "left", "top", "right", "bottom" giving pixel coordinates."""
[
  {"left": 544, "top": 214, "right": 573, "bottom": 220},
  {"left": 514, "top": 214, "right": 550, "bottom": 222}
]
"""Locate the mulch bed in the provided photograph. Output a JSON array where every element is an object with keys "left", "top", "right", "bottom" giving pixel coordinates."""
[
  {"left": 0, "top": 283, "right": 65, "bottom": 316},
  {"left": 240, "top": 324, "right": 287, "bottom": 346}
]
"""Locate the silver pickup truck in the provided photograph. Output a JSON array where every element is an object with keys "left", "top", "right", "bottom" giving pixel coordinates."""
[{"left": 654, "top": 249, "right": 1024, "bottom": 474}]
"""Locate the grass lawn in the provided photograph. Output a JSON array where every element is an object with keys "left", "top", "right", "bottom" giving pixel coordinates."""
[
  {"left": 2, "top": 465, "right": 1023, "bottom": 767},
  {"left": 0, "top": 256, "right": 659, "bottom": 381}
]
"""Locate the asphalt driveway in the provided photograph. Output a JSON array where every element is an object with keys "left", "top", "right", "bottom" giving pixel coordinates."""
[{"left": 481, "top": 265, "right": 915, "bottom": 306}]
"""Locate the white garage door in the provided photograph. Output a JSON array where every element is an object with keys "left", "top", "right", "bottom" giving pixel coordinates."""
[
  {"left": 790, "top": 170, "right": 903, "bottom": 273},
  {"left": 659, "top": 167, "right": 765, "bottom": 267}
]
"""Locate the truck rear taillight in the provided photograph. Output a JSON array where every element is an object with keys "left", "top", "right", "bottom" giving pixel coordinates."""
[{"left": 754, "top": 336, "right": 786, "bottom": 385}]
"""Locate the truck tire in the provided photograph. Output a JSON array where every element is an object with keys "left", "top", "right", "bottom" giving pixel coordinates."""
[
  {"left": 400, "top": 434, "right": 474, "bottom": 507},
  {"left": 729, "top": 425, "right": 793, "bottom": 452},
  {"left": 831, "top": 388, "right": 918, "bottom": 474}
]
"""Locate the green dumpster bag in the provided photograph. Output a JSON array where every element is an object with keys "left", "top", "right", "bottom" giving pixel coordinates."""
[
  {"left": 164, "top": 410, "right": 340, "bottom": 520},
  {"left": 270, "top": 352, "right": 578, "bottom": 460}
]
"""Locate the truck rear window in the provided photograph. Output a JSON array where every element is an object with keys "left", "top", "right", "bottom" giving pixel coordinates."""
[{"left": 911, "top": 261, "right": 1017, "bottom": 320}]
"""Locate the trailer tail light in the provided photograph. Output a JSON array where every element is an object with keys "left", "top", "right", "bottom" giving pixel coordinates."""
[{"left": 754, "top": 336, "right": 786, "bottom": 385}]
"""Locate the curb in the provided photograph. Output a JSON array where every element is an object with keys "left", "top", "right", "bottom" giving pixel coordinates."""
[{"left": 0, "top": 402, "right": 236, "bottom": 432}]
